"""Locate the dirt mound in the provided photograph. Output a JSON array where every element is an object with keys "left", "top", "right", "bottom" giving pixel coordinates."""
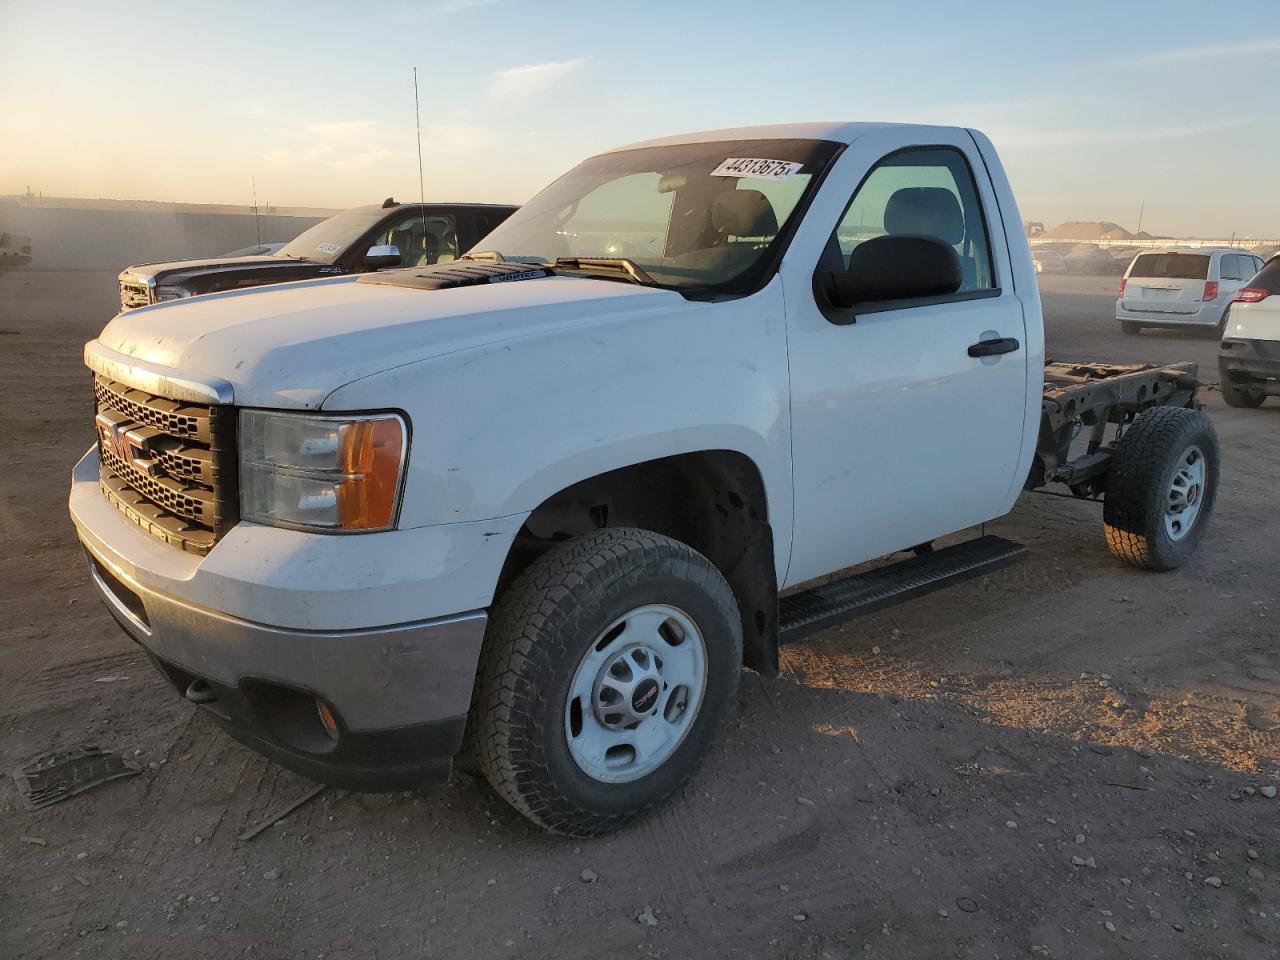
[{"left": 1044, "top": 221, "right": 1133, "bottom": 242}]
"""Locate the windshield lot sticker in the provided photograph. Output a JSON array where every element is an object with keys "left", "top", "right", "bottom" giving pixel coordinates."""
[
  {"left": 314, "top": 242, "right": 342, "bottom": 256},
  {"left": 711, "top": 158, "right": 803, "bottom": 180}
]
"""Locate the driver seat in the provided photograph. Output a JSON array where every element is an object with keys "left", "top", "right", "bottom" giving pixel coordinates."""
[{"left": 883, "top": 187, "right": 974, "bottom": 289}]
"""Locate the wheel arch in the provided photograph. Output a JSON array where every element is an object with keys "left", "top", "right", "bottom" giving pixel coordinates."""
[{"left": 494, "top": 449, "right": 781, "bottom": 676}]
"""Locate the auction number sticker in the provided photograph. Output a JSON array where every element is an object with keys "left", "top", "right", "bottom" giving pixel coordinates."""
[
  {"left": 314, "top": 242, "right": 342, "bottom": 256},
  {"left": 710, "top": 158, "right": 803, "bottom": 180}
]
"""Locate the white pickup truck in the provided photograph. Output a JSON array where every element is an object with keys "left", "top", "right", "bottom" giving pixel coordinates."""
[{"left": 71, "top": 122, "right": 1219, "bottom": 836}]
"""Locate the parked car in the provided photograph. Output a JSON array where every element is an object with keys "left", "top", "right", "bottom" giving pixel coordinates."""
[
  {"left": 1032, "top": 248, "right": 1066, "bottom": 274},
  {"left": 1064, "top": 244, "right": 1116, "bottom": 275},
  {"left": 1219, "top": 255, "right": 1280, "bottom": 407},
  {"left": 116, "top": 200, "right": 518, "bottom": 309},
  {"left": 0, "top": 231, "right": 32, "bottom": 267},
  {"left": 219, "top": 242, "right": 285, "bottom": 258},
  {"left": 1116, "top": 248, "right": 1267, "bottom": 336},
  {"left": 72, "top": 122, "right": 1219, "bottom": 836}
]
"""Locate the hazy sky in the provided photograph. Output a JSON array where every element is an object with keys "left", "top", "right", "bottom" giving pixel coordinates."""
[{"left": 2, "top": 0, "right": 1277, "bottom": 237}]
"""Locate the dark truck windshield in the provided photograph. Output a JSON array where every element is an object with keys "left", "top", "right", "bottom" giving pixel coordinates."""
[
  {"left": 1130, "top": 253, "right": 1210, "bottom": 280},
  {"left": 473, "top": 138, "right": 842, "bottom": 295},
  {"left": 276, "top": 209, "right": 386, "bottom": 264}
]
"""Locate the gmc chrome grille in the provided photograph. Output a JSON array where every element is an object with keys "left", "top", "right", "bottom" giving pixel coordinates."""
[
  {"left": 119, "top": 281, "right": 153, "bottom": 310},
  {"left": 94, "top": 376, "right": 237, "bottom": 554}
]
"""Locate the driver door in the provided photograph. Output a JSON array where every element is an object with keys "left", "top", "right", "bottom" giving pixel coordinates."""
[{"left": 782, "top": 133, "right": 1030, "bottom": 587}]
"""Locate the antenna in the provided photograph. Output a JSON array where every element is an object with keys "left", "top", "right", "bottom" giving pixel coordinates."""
[
  {"left": 252, "top": 177, "right": 261, "bottom": 248},
  {"left": 413, "top": 67, "right": 427, "bottom": 242}
]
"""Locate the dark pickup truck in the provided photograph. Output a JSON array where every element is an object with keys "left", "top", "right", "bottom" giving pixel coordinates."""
[{"left": 116, "top": 199, "right": 517, "bottom": 309}]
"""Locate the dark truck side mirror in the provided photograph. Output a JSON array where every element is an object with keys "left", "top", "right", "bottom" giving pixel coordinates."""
[
  {"left": 823, "top": 234, "right": 962, "bottom": 310},
  {"left": 364, "top": 244, "right": 402, "bottom": 269}
]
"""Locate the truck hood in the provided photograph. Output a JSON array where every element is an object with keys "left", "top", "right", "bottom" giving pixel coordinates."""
[
  {"left": 94, "top": 273, "right": 684, "bottom": 408},
  {"left": 120, "top": 255, "right": 316, "bottom": 285}
]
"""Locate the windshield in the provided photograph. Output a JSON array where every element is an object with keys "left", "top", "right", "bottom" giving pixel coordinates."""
[
  {"left": 1130, "top": 253, "right": 1210, "bottom": 280},
  {"left": 275, "top": 209, "right": 386, "bottom": 264},
  {"left": 472, "top": 138, "right": 842, "bottom": 295}
]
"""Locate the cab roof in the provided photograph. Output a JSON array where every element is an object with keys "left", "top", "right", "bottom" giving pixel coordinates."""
[
  {"left": 347, "top": 201, "right": 519, "bottom": 214},
  {"left": 610, "top": 121, "right": 948, "bottom": 153}
]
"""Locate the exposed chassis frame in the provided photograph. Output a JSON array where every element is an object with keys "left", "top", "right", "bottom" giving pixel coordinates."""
[{"left": 1029, "top": 361, "right": 1199, "bottom": 498}]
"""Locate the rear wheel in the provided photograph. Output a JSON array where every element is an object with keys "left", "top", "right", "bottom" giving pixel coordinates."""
[
  {"left": 1103, "top": 407, "right": 1219, "bottom": 571},
  {"left": 1121, "top": 321, "right": 1142, "bottom": 336},
  {"left": 1219, "top": 359, "right": 1266, "bottom": 408},
  {"left": 470, "top": 528, "right": 742, "bottom": 835}
]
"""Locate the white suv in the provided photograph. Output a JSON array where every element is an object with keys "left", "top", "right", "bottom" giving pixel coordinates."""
[
  {"left": 1219, "top": 255, "right": 1280, "bottom": 407},
  {"left": 1116, "top": 248, "right": 1265, "bottom": 336}
]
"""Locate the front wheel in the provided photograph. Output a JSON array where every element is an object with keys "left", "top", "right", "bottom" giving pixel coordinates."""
[
  {"left": 1103, "top": 407, "right": 1220, "bottom": 571},
  {"left": 471, "top": 528, "right": 742, "bottom": 835},
  {"left": 1121, "top": 321, "right": 1142, "bottom": 336}
]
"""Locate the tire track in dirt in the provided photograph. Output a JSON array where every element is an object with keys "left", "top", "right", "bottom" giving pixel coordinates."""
[{"left": 5, "top": 649, "right": 148, "bottom": 717}]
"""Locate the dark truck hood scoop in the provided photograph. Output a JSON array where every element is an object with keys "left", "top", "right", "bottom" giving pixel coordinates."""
[{"left": 358, "top": 261, "right": 551, "bottom": 291}]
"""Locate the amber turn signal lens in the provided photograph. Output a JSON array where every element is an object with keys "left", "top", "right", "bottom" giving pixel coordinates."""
[
  {"left": 316, "top": 700, "right": 339, "bottom": 740},
  {"left": 336, "top": 417, "right": 405, "bottom": 530}
]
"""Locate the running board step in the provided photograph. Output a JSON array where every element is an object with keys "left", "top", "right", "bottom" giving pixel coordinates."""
[{"left": 778, "top": 535, "right": 1028, "bottom": 645}]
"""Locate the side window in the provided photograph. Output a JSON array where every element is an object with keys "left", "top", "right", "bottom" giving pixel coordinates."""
[
  {"left": 831, "top": 147, "right": 996, "bottom": 294},
  {"left": 375, "top": 213, "right": 460, "bottom": 267},
  {"left": 1220, "top": 255, "right": 1244, "bottom": 281},
  {"left": 479, "top": 210, "right": 513, "bottom": 236}
]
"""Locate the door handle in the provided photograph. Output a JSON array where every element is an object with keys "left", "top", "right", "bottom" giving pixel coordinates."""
[{"left": 967, "top": 336, "right": 1020, "bottom": 358}]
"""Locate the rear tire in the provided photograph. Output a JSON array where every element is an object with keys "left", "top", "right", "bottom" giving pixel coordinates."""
[
  {"left": 1121, "top": 321, "right": 1142, "bottom": 336},
  {"left": 471, "top": 528, "right": 741, "bottom": 836},
  {"left": 1103, "top": 407, "right": 1219, "bottom": 571},
  {"left": 1219, "top": 360, "right": 1266, "bottom": 408}
]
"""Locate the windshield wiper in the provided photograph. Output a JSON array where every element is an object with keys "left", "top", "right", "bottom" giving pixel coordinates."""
[{"left": 552, "top": 257, "right": 659, "bottom": 287}]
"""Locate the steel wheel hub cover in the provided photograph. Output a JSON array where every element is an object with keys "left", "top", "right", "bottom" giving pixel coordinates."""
[
  {"left": 564, "top": 604, "right": 708, "bottom": 784},
  {"left": 1165, "top": 444, "right": 1207, "bottom": 542},
  {"left": 594, "top": 645, "right": 665, "bottom": 729}
]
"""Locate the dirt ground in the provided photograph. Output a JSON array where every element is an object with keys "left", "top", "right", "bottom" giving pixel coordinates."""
[{"left": 1, "top": 270, "right": 1277, "bottom": 960}]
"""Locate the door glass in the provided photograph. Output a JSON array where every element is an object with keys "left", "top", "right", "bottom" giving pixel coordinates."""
[
  {"left": 480, "top": 210, "right": 513, "bottom": 236},
  {"left": 832, "top": 147, "right": 995, "bottom": 293},
  {"left": 1220, "top": 255, "right": 1243, "bottom": 281},
  {"left": 376, "top": 214, "right": 460, "bottom": 267}
]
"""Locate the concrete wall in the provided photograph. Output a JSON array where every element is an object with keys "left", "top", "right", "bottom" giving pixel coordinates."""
[{"left": 0, "top": 207, "right": 326, "bottom": 271}]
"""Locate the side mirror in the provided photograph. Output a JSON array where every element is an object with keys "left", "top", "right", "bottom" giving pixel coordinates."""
[
  {"left": 364, "top": 244, "right": 401, "bottom": 268},
  {"left": 823, "top": 234, "right": 962, "bottom": 310}
]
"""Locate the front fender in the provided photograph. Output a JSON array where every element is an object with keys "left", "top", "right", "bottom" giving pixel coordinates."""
[{"left": 323, "top": 278, "right": 795, "bottom": 580}]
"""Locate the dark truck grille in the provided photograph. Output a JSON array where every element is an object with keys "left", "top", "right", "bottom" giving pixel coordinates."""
[
  {"left": 119, "top": 282, "right": 153, "bottom": 310},
  {"left": 94, "top": 376, "right": 237, "bottom": 554}
]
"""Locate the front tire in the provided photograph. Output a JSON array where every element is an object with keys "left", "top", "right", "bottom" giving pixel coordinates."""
[
  {"left": 1103, "top": 407, "right": 1219, "bottom": 571},
  {"left": 471, "top": 528, "right": 742, "bottom": 835}
]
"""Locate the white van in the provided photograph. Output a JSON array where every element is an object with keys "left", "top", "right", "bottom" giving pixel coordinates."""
[{"left": 1116, "top": 248, "right": 1265, "bottom": 336}]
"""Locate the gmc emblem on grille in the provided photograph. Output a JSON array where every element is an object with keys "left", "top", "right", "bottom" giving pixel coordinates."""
[{"left": 95, "top": 411, "right": 159, "bottom": 475}]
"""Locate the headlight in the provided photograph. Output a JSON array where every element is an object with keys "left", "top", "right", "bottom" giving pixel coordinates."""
[
  {"left": 155, "top": 285, "right": 191, "bottom": 302},
  {"left": 239, "top": 410, "right": 407, "bottom": 532}
]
